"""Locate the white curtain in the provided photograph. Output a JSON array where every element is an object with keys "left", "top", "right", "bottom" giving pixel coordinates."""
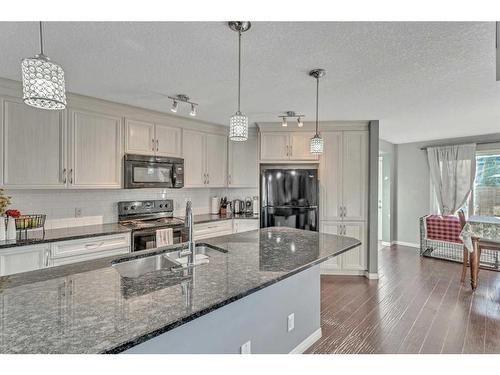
[{"left": 427, "top": 143, "right": 476, "bottom": 215}]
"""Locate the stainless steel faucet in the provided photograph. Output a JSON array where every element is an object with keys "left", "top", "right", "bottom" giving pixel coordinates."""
[{"left": 184, "top": 201, "right": 195, "bottom": 259}]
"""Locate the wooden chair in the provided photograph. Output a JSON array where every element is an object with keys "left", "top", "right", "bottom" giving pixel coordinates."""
[{"left": 458, "top": 210, "right": 468, "bottom": 283}]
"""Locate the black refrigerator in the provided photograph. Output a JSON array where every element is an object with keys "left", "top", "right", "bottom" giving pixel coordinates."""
[{"left": 260, "top": 168, "right": 318, "bottom": 231}]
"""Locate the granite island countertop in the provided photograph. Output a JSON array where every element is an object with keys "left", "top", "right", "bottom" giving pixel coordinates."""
[
  {"left": 0, "top": 223, "right": 131, "bottom": 250},
  {"left": 0, "top": 227, "right": 360, "bottom": 354}
]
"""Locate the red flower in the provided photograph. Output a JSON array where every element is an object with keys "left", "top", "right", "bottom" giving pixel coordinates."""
[{"left": 5, "top": 209, "right": 21, "bottom": 218}]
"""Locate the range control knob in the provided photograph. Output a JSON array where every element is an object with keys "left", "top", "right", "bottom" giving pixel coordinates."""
[
  {"left": 130, "top": 206, "right": 136, "bottom": 210},
  {"left": 159, "top": 204, "right": 163, "bottom": 208},
  {"left": 123, "top": 206, "right": 128, "bottom": 211}
]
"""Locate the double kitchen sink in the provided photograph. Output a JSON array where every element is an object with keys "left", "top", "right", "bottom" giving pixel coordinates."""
[{"left": 112, "top": 244, "right": 226, "bottom": 279}]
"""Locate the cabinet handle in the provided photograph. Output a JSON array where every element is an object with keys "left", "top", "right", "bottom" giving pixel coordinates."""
[
  {"left": 152, "top": 138, "right": 155, "bottom": 151},
  {"left": 62, "top": 168, "right": 67, "bottom": 184},
  {"left": 69, "top": 169, "right": 73, "bottom": 184},
  {"left": 286, "top": 145, "right": 289, "bottom": 156},
  {"left": 207, "top": 173, "right": 209, "bottom": 185},
  {"left": 344, "top": 206, "right": 347, "bottom": 218},
  {"left": 156, "top": 139, "right": 159, "bottom": 152},
  {"left": 85, "top": 242, "right": 104, "bottom": 250},
  {"left": 45, "top": 249, "right": 50, "bottom": 267},
  {"left": 290, "top": 144, "right": 293, "bottom": 156},
  {"left": 204, "top": 173, "right": 207, "bottom": 184},
  {"left": 228, "top": 174, "right": 231, "bottom": 185}
]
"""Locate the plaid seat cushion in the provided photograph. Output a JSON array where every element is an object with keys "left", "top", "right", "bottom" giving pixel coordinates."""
[{"left": 425, "top": 215, "right": 463, "bottom": 244}]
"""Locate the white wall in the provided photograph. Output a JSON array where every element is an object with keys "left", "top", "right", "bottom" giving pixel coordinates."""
[
  {"left": 394, "top": 133, "right": 500, "bottom": 245},
  {"left": 6, "top": 188, "right": 258, "bottom": 226}
]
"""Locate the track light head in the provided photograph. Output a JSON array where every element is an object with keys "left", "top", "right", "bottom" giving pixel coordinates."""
[{"left": 171, "top": 100, "right": 178, "bottom": 113}]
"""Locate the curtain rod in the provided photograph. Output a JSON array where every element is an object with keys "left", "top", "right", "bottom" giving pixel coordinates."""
[{"left": 420, "top": 140, "right": 500, "bottom": 151}]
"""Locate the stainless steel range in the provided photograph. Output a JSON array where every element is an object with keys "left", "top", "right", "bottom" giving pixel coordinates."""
[{"left": 118, "top": 199, "right": 184, "bottom": 251}]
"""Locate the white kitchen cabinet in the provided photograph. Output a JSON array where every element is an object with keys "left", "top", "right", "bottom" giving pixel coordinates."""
[
  {"left": 260, "top": 133, "right": 289, "bottom": 161},
  {"left": 260, "top": 132, "right": 319, "bottom": 162},
  {"left": 228, "top": 134, "right": 258, "bottom": 188},
  {"left": 319, "top": 131, "right": 368, "bottom": 221},
  {"left": 0, "top": 244, "right": 50, "bottom": 276},
  {"left": 320, "top": 221, "right": 366, "bottom": 274},
  {"left": 233, "top": 219, "right": 259, "bottom": 233},
  {"left": 319, "top": 130, "right": 368, "bottom": 276},
  {"left": 342, "top": 131, "right": 368, "bottom": 221},
  {"left": 205, "top": 133, "right": 227, "bottom": 187},
  {"left": 155, "top": 123, "right": 182, "bottom": 157},
  {"left": 183, "top": 129, "right": 206, "bottom": 187},
  {"left": 319, "top": 131, "right": 343, "bottom": 220},
  {"left": 290, "top": 133, "right": 318, "bottom": 160},
  {"left": 125, "top": 119, "right": 182, "bottom": 158},
  {"left": 319, "top": 221, "right": 342, "bottom": 272},
  {"left": 182, "top": 130, "right": 227, "bottom": 188},
  {"left": 68, "top": 109, "right": 123, "bottom": 188},
  {"left": 124, "top": 119, "right": 155, "bottom": 155},
  {"left": 1, "top": 97, "right": 67, "bottom": 188},
  {"left": 193, "top": 220, "right": 233, "bottom": 241},
  {"left": 51, "top": 233, "right": 130, "bottom": 266}
]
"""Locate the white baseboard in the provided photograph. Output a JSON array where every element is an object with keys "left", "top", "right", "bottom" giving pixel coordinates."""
[
  {"left": 380, "top": 241, "right": 391, "bottom": 247},
  {"left": 392, "top": 241, "right": 419, "bottom": 248},
  {"left": 289, "top": 328, "right": 322, "bottom": 354},
  {"left": 320, "top": 268, "right": 365, "bottom": 276},
  {"left": 364, "top": 271, "right": 379, "bottom": 279}
]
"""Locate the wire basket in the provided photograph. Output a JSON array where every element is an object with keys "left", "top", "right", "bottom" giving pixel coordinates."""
[
  {"left": 14, "top": 214, "right": 46, "bottom": 240},
  {"left": 15, "top": 214, "right": 46, "bottom": 230}
]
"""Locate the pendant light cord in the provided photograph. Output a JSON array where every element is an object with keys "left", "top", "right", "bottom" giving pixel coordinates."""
[
  {"left": 315, "top": 76, "right": 319, "bottom": 136},
  {"left": 39, "top": 21, "right": 44, "bottom": 55},
  {"left": 237, "top": 29, "right": 241, "bottom": 113}
]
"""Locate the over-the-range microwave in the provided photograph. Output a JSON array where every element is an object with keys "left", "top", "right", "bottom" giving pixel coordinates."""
[{"left": 124, "top": 154, "right": 184, "bottom": 189}]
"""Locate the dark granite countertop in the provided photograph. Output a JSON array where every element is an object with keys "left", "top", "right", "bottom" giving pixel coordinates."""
[
  {"left": 0, "top": 223, "right": 131, "bottom": 250},
  {"left": 0, "top": 227, "right": 360, "bottom": 354},
  {"left": 193, "top": 213, "right": 259, "bottom": 224}
]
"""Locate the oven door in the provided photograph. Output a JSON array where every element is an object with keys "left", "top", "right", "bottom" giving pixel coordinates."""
[
  {"left": 125, "top": 160, "right": 174, "bottom": 189},
  {"left": 132, "top": 227, "right": 183, "bottom": 252}
]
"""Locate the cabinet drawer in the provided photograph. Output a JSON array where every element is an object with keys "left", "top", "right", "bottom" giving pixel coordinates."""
[
  {"left": 194, "top": 220, "right": 233, "bottom": 240},
  {"left": 234, "top": 219, "right": 259, "bottom": 233},
  {"left": 52, "top": 247, "right": 130, "bottom": 266},
  {"left": 51, "top": 233, "right": 131, "bottom": 259}
]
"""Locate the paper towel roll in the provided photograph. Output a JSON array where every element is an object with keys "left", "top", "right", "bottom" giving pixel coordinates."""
[{"left": 210, "top": 197, "right": 220, "bottom": 214}]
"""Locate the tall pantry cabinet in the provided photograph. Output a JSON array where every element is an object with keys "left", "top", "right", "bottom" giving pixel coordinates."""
[{"left": 319, "top": 130, "right": 369, "bottom": 275}]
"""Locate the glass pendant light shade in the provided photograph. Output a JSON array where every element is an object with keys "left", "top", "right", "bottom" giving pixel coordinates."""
[
  {"left": 22, "top": 55, "right": 66, "bottom": 110},
  {"left": 229, "top": 111, "right": 248, "bottom": 141},
  {"left": 310, "top": 134, "right": 324, "bottom": 154},
  {"left": 21, "top": 22, "right": 66, "bottom": 110}
]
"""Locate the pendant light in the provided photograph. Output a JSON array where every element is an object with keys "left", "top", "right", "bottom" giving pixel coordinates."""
[
  {"left": 21, "top": 22, "right": 66, "bottom": 110},
  {"left": 228, "top": 21, "right": 251, "bottom": 142},
  {"left": 309, "top": 69, "right": 326, "bottom": 154}
]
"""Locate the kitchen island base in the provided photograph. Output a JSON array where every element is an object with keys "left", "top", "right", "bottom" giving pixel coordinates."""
[{"left": 124, "top": 265, "right": 321, "bottom": 354}]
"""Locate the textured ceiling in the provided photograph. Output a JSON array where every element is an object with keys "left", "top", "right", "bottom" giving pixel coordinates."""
[{"left": 0, "top": 21, "right": 497, "bottom": 144}]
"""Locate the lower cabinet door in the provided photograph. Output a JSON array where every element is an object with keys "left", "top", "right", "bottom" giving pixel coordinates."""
[
  {"left": 233, "top": 219, "right": 259, "bottom": 233},
  {"left": 342, "top": 221, "right": 367, "bottom": 271},
  {"left": 0, "top": 244, "right": 50, "bottom": 276},
  {"left": 319, "top": 221, "right": 343, "bottom": 273}
]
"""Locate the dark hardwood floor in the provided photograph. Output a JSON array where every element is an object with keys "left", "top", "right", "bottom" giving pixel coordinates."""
[{"left": 306, "top": 245, "right": 500, "bottom": 354}]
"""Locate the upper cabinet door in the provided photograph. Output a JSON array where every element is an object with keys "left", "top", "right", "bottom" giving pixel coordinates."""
[
  {"left": 205, "top": 133, "right": 227, "bottom": 187},
  {"left": 155, "top": 124, "right": 182, "bottom": 157},
  {"left": 182, "top": 129, "right": 206, "bottom": 187},
  {"left": 319, "top": 131, "right": 343, "bottom": 221},
  {"left": 290, "top": 132, "right": 318, "bottom": 161},
  {"left": 69, "top": 109, "right": 122, "bottom": 188},
  {"left": 228, "top": 134, "right": 258, "bottom": 188},
  {"left": 260, "top": 133, "right": 289, "bottom": 161},
  {"left": 1, "top": 97, "right": 66, "bottom": 188},
  {"left": 124, "top": 118, "right": 155, "bottom": 155},
  {"left": 342, "top": 131, "right": 368, "bottom": 221}
]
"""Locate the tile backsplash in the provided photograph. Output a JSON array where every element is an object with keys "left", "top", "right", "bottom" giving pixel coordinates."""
[{"left": 5, "top": 188, "right": 258, "bottom": 226}]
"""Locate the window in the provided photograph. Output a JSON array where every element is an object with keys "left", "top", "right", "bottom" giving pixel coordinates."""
[
  {"left": 473, "top": 151, "right": 500, "bottom": 216},
  {"left": 429, "top": 150, "right": 500, "bottom": 216}
]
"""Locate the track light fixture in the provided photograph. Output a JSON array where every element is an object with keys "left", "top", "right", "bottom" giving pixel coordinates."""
[
  {"left": 278, "top": 111, "right": 305, "bottom": 128},
  {"left": 168, "top": 94, "right": 198, "bottom": 116}
]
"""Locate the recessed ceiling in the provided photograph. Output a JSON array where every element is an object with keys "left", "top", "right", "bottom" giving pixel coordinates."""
[{"left": 0, "top": 21, "right": 497, "bottom": 144}]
